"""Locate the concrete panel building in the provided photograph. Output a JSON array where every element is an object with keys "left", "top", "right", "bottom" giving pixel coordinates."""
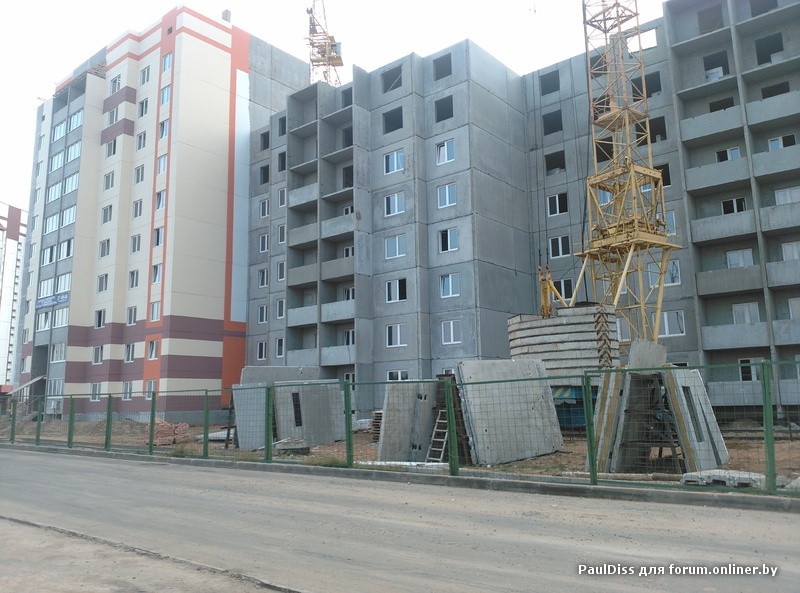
[{"left": 0, "top": 204, "right": 26, "bottom": 389}]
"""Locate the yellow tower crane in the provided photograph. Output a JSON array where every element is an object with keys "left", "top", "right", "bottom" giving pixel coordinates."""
[
  {"left": 307, "top": 0, "right": 343, "bottom": 86},
  {"left": 542, "top": 0, "right": 679, "bottom": 355}
]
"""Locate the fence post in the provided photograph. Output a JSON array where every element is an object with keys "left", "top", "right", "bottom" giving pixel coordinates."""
[
  {"left": 761, "top": 361, "right": 777, "bottom": 494},
  {"left": 10, "top": 398, "right": 16, "bottom": 443},
  {"left": 582, "top": 372, "right": 598, "bottom": 486},
  {"left": 264, "top": 387, "right": 274, "bottom": 463},
  {"left": 104, "top": 394, "right": 113, "bottom": 451},
  {"left": 202, "top": 390, "right": 210, "bottom": 459},
  {"left": 35, "top": 398, "right": 43, "bottom": 445},
  {"left": 343, "top": 381, "right": 354, "bottom": 468},
  {"left": 148, "top": 391, "right": 157, "bottom": 455},
  {"left": 444, "top": 379, "right": 460, "bottom": 477},
  {"left": 67, "top": 396, "right": 75, "bottom": 448}
]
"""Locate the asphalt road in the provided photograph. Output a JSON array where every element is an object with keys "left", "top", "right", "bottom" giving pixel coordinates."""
[{"left": 1, "top": 448, "right": 797, "bottom": 593}]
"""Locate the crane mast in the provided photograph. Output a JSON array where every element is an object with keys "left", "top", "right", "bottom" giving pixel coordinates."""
[{"left": 307, "top": 0, "right": 343, "bottom": 86}]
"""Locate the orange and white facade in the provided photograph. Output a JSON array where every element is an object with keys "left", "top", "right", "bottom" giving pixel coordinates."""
[{"left": 17, "top": 7, "right": 307, "bottom": 400}]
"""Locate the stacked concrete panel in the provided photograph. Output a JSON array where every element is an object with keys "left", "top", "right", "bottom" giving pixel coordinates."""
[{"left": 377, "top": 382, "right": 438, "bottom": 463}]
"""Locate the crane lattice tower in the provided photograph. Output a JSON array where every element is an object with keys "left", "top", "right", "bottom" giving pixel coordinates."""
[{"left": 307, "top": 0, "right": 343, "bottom": 86}]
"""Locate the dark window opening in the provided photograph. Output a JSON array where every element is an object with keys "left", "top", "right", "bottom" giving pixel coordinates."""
[
  {"left": 703, "top": 51, "right": 730, "bottom": 79},
  {"left": 596, "top": 137, "right": 613, "bottom": 163},
  {"left": 342, "top": 126, "right": 353, "bottom": 148},
  {"left": 755, "top": 33, "right": 783, "bottom": 65},
  {"left": 761, "top": 81, "right": 789, "bottom": 99},
  {"left": 709, "top": 97, "right": 735, "bottom": 112},
  {"left": 698, "top": 5, "right": 724, "bottom": 34},
  {"left": 260, "top": 131, "right": 270, "bottom": 150},
  {"left": 433, "top": 54, "right": 452, "bottom": 80},
  {"left": 750, "top": 0, "right": 778, "bottom": 18},
  {"left": 589, "top": 54, "right": 606, "bottom": 79},
  {"left": 722, "top": 197, "right": 746, "bottom": 214},
  {"left": 649, "top": 116, "right": 667, "bottom": 142},
  {"left": 435, "top": 96, "right": 454, "bottom": 122},
  {"left": 278, "top": 116, "right": 287, "bottom": 136},
  {"left": 655, "top": 163, "right": 671, "bottom": 186},
  {"left": 260, "top": 165, "right": 270, "bottom": 184},
  {"left": 383, "top": 107, "right": 403, "bottom": 133},
  {"left": 341, "top": 87, "right": 353, "bottom": 107},
  {"left": 342, "top": 165, "right": 354, "bottom": 188},
  {"left": 540, "top": 70, "right": 560, "bottom": 95},
  {"left": 631, "top": 71, "right": 662, "bottom": 100},
  {"left": 277, "top": 151, "right": 286, "bottom": 172},
  {"left": 292, "top": 392, "right": 303, "bottom": 427},
  {"left": 545, "top": 150, "right": 566, "bottom": 174},
  {"left": 382, "top": 65, "right": 402, "bottom": 93},
  {"left": 542, "top": 110, "right": 563, "bottom": 135}
]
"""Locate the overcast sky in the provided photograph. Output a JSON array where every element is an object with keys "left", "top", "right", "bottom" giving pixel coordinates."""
[{"left": 2, "top": 0, "right": 665, "bottom": 213}]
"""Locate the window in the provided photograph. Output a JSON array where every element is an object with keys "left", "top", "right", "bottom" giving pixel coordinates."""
[
  {"left": 55, "top": 272, "right": 71, "bottom": 294},
  {"left": 257, "top": 304, "right": 268, "bottom": 323},
  {"left": 383, "top": 107, "right": 403, "bottom": 133},
  {"left": 129, "top": 270, "right": 139, "bottom": 289},
  {"left": 40, "top": 246, "right": 55, "bottom": 266},
  {"left": 631, "top": 72, "right": 662, "bottom": 101},
  {"left": 260, "top": 199, "right": 269, "bottom": 218},
  {"left": 260, "top": 131, "right": 270, "bottom": 150},
  {"left": 709, "top": 97, "right": 735, "bottom": 112},
  {"left": 148, "top": 340, "right": 159, "bottom": 360},
  {"left": 733, "top": 302, "right": 760, "bottom": 324},
  {"left": 259, "top": 233, "right": 269, "bottom": 253},
  {"left": 385, "top": 234, "right": 406, "bottom": 259},
  {"left": 260, "top": 165, "right": 270, "bottom": 184},
  {"left": 100, "top": 205, "right": 113, "bottom": 224},
  {"left": 278, "top": 151, "right": 286, "bottom": 171},
  {"left": 277, "top": 224, "right": 286, "bottom": 244},
  {"left": 95, "top": 309, "right": 106, "bottom": 329},
  {"left": 647, "top": 260, "right": 681, "bottom": 288},
  {"left": 442, "top": 319, "right": 462, "bottom": 345},
  {"left": 550, "top": 235, "right": 571, "bottom": 258},
  {"left": 278, "top": 188, "right": 287, "bottom": 207},
  {"left": 275, "top": 337, "right": 284, "bottom": 358},
  {"left": 386, "top": 278, "right": 407, "bottom": 302},
  {"left": 99, "top": 239, "right": 111, "bottom": 258},
  {"left": 50, "top": 343, "right": 66, "bottom": 363},
  {"left": 436, "top": 139, "right": 455, "bottom": 165},
  {"left": 542, "top": 110, "right": 563, "bottom": 135},
  {"left": 435, "top": 96, "right": 454, "bottom": 122},
  {"left": 553, "top": 278, "right": 574, "bottom": 301},
  {"left": 384, "top": 149, "right": 404, "bottom": 174},
  {"left": 66, "top": 141, "right": 81, "bottom": 162},
  {"left": 258, "top": 268, "right": 269, "bottom": 287},
  {"left": 134, "top": 165, "right": 145, "bottom": 184},
  {"left": 344, "top": 328, "right": 356, "bottom": 346},
  {"left": 133, "top": 200, "right": 143, "bottom": 219},
  {"left": 437, "top": 183, "right": 456, "bottom": 208},
  {"left": 547, "top": 193, "right": 568, "bottom": 216},
  {"left": 159, "top": 119, "right": 169, "bottom": 139},
  {"left": 654, "top": 163, "right": 671, "bottom": 187},
  {"left": 36, "top": 311, "right": 51, "bottom": 331},
  {"left": 540, "top": 70, "right": 559, "bottom": 95},
  {"left": 715, "top": 147, "right": 740, "bottom": 162},
  {"left": 433, "top": 54, "right": 452, "bottom": 80},
  {"left": 665, "top": 210, "right": 677, "bottom": 236},
  {"left": 154, "top": 227, "right": 164, "bottom": 247},
  {"left": 155, "top": 190, "right": 166, "bottom": 210},
  {"left": 50, "top": 308, "right": 68, "bottom": 328},
  {"left": 160, "top": 85, "right": 171, "bottom": 105},
  {"left": 387, "top": 370, "right": 409, "bottom": 381},
  {"left": 63, "top": 173, "right": 79, "bottom": 194},
  {"left": 58, "top": 239, "right": 73, "bottom": 260},
  {"left": 343, "top": 164, "right": 353, "bottom": 187},
  {"left": 93, "top": 346, "right": 104, "bottom": 365},
  {"left": 545, "top": 150, "right": 566, "bottom": 175},
  {"left": 68, "top": 110, "right": 83, "bottom": 131},
  {"left": 386, "top": 323, "right": 407, "bottom": 347},
  {"left": 703, "top": 51, "right": 729, "bottom": 80},
  {"left": 721, "top": 197, "right": 746, "bottom": 214},
  {"left": 385, "top": 191, "right": 405, "bottom": 216},
  {"left": 775, "top": 186, "right": 800, "bottom": 205},
  {"left": 44, "top": 214, "right": 59, "bottom": 234},
  {"left": 97, "top": 274, "right": 108, "bottom": 292},
  {"left": 89, "top": 383, "right": 102, "bottom": 402},
  {"left": 145, "top": 380, "right": 157, "bottom": 399},
  {"left": 257, "top": 341, "right": 268, "bottom": 360},
  {"left": 768, "top": 134, "right": 796, "bottom": 151},
  {"left": 789, "top": 298, "right": 800, "bottom": 320},
  {"left": 727, "top": 248, "right": 754, "bottom": 268},
  {"left": 140, "top": 66, "right": 150, "bottom": 85},
  {"left": 656, "top": 310, "right": 685, "bottom": 337},
  {"left": 150, "top": 301, "right": 161, "bottom": 322},
  {"left": 110, "top": 75, "right": 122, "bottom": 93},
  {"left": 139, "top": 98, "right": 149, "bottom": 118},
  {"left": 276, "top": 299, "right": 285, "bottom": 319},
  {"left": 49, "top": 151, "right": 64, "bottom": 172},
  {"left": 157, "top": 155, "right": 167, "bottom": 174},
  {"left": 439, "top": 228, "right": 458, "bottom": 252},
  {"left": 46, "top": 183, "right": 62, "bottom": 203},
  {"left": 163, "top": 52, "right": 173, "bottom": 71},
  {"left": 130, "top": 234, "right": 141, "bottom": 254},
  {"left": 108, "top": 107, "right": 119, "bottom": 125},
  {"left": 739, "top": 358, "right": 763, "bottom": 382},
  {"left": 127, "top": 306, "right": 137, "bottom": 326},
  {"left": 61, "top": 206, "right": 76, "bottom": 226},
  {"left": 755, "top": 33, "right": 783, "bottom": 66},
  {"left": 761, "top": 82, "right": 789, "bottom": 100},
  {"left": 51, "top": 121, "right": 67, "bottom": 142},
  {"left": 106, "top": 139, "right": 117, "bottom": 158},
  {"left": 382, "top": 65, "right": 402, "bottom": 93},
  {"left": 104, "top": 172, "right": 115, "bottom": 190},
  {"left": 782, "top": 241, "right": 800, "bottom": 261},
  {"left": 343, "top": 204, "right": 354, "bottom": 216},
  {"left": 440, "top": 272, "right": 460, "bottom": 298},
  {"left": 343, "top": 244, "right": 355, "bottom": 258},
  {"left": 152, "top": 264, "right": 162, "bottom": 284},
  {"left": 343, "top": 286, "right": 355, "bottom": 300},
  {"left": 277, "top": 260, "right": 285, "bottom": 281},
  {"left": 122, "top": 382, "right": 133, "bottom": 401}
]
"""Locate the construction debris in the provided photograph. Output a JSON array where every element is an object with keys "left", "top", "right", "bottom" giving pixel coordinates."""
[{"left": 153, "top": 418, "right": 191, "bottom": 446}]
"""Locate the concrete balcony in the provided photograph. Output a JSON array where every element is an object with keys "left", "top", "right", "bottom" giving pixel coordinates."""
[
  {"left": 321, "top": 214, "right": 355, "bottom": 241},
  {"left": 685, "top": 158, "right": 750, "bottom": 194},
  {"left": 679, "top": 108, "right": 743, "bottom": 147},
  {"left": 772, "top": 319, "right": 800, "bottom": 346},
  {"left": 690, "top": 210, "right": 756, "bottom": 245},
  {"left": 745, "top": 91, "right": 800, "bottom": 129},
  {"left": 286, "top": 348, "right": 318, "bottom": 367},
  {"left": 701, "top": 322, "right": 769, "bottom": 350},
  {"left": 696, "top": 265, "right": 763, "bottom": 296},
  {"left": 321, "top": 257, "right": 354, "bottom": 282},
  {"left": 766, "top": 259, "right": 800, "bottom": 288},
  {"left": 752, "top": 145, "right": 800, "bottom": 180},
  {"left": 286, "top": 305, "right": 318, "bottom": 327},
  {"left": 288, "top": 222, "right": 318, "bottom": 248},
  {"left": 287, "top": 263, "right": 318, "bottom": 287},
  {"left": 320, "top": 345, "right": 356, "bottom": 367},
  {"left": 287, "top": 184, "right": 318, "bottom": 209},
  {"left": 321, "top": 299, "right": 355, "bottom": 323},
  {"left": 760, "top": 203, "right": 800, "bottom": 234}
]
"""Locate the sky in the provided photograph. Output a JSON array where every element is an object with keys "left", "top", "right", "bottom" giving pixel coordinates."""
[{"left": 2, "top": 0, "right": 665, "bottom": 213}]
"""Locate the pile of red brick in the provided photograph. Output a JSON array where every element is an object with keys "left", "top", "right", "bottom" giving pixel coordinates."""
[{"left": 153, "top": 418, "right": 192, "bottom": 445}]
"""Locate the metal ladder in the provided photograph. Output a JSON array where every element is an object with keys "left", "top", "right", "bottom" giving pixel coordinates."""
[{"left": 426, "top": 409, "right": 448, "bottom": 462}]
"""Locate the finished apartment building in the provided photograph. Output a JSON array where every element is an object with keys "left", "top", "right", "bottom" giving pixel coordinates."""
[
  {"left": 0, "top": 204, "right": 26, "bottom": 389},
  {"left": 17, "top": 7, "right": 307, "bottom": 403}
]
